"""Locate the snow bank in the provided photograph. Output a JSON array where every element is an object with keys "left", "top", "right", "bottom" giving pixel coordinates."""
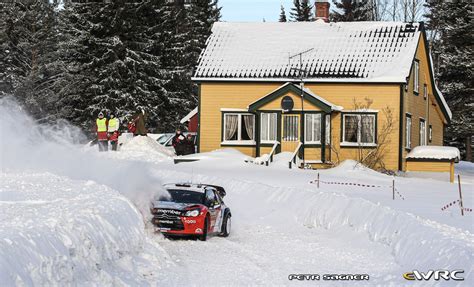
[
  {"left": 0, "top": 172, "right": 169, "bottom": 286},
  {"left": 120, "top": 135, "right": 174, "bottom": 157},
  {"left": 407, "top": 146, "right": 460, "bottom": 160}
]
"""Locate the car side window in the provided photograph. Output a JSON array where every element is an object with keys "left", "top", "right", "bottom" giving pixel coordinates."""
[{"left": 205, "top": 188, "right": 218, "bottom": 206}]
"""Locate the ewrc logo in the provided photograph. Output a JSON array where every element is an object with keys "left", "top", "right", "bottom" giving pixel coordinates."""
[{"left": 403, "top": 270, "right": 464, "bottom": 281}]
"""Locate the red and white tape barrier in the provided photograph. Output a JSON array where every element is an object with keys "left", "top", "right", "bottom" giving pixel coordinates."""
[
  {"left": 440, "top": 200, "right": 460, "bottom": 211},
  {"left": 310, "top": 178, "right": 405, "bottom": 200}
]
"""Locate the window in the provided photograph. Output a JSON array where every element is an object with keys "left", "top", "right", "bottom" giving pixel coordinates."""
[
  {"left": 223, "top": 113, "right": 255, "bottom": 143},
  {"left": 204, "top": 188, "right": 217, "bottom": 207},
  {"left": 429, "top": 125, "right": 433, "bottom": 143},
  {"left": 325, "top": 114, "right": 331, "bottom": 145},
  {"left": 406, "top": 114, "right": 412, "bottom": 149},
  {"left": 423, "top": 84, "right": 428, "bottom": 100},
  {"left": 304, "top": 114, "right": 321, "bottom": 143},
  {"left": 342, "top": 114, "right": 376, "bottom": 145},
  {"left": 260, "top": 113, "right": 277, "bottom": 143},
  {"left": 419, "top": 118, "right": 426, "bottom": 146},
  {"left": 414, "top": 60, "right": 419, "bottom": 93}
]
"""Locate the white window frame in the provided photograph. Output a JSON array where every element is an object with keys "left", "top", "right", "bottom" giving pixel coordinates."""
[
  {"left": 423, "top": 84, "right": 428, "bottom": 100},
  {"left": 341, "top": 113, "right": 376, "bottom": 147},
  {"left": 222, "top": 113, "right": 255, "bottom": 145},
  {"left": 419, "top": 118, "right": 426, "bottom": 146},
  {"left": 260, "top": 112, "right": 277, "bottom": 144},
  {"left": 406, "top": 114, "right": 412, "bottom": 149},
  {"left": 304, "top": 113, "right": 322, "bottom": 144},
  {"left": 414, "top": 60, "right": 420, "bottom": 94},
  {"left": 325, "top": 114, "right": 331, "bottom": 145}
]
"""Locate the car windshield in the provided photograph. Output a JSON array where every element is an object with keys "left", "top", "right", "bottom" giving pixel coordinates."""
[
  {"left": 160, "top": 189, "right": 204, "bottom": 204},
  {"left": 157, "top": 134, "right": 172, "bottom": 144}
]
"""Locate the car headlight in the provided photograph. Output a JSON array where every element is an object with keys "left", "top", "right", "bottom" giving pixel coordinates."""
[{"left": 185, "top": 209, "right": 200, "bottom": 217}]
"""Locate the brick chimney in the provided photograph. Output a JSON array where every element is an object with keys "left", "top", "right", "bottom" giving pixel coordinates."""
[{"left": 315, "top": 0, "right": 330, "bottom": 22}]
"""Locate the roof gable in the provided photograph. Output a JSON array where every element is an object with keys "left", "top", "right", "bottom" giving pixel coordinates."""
[
  {"left": 248, "top": 83, "right": 342, "bottom": 112},
  {"left": 194, "top": 21, "right": 421, "bottom": 83}
]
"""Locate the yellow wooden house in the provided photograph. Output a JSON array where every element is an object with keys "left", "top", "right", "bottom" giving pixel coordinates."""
[{"left": 192, "top": 21, "right": 452, "bottom": 171}]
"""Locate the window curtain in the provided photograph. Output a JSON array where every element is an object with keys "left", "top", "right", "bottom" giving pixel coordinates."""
[
  {"left": 261, "top": 114, "right": 269, "bottom": 141},
  {"left": 261, "top": 113, "right": 276, "bottom": 142},
  {"left": 225, "top": 115, "right": 238, "bottom": 141},
  {"left": 305, "top": 114, "right": 321, "bottom": 142},
  {"left": 305, "top": 115, "right": 313, "bottom": 142},
  {"left": 243, "top": 115, "right": 254, "bottom": 140},
  {"left": 325, "top": 114, "right": 331, "bottom": 145},
  {"left": 361, "top": 115, "right": 374, "bottom": 143},
  {"left": 269, "top": 114, "right": 276, "bottom": 141},
  {"left": 344, "top": 115, "right": 358, "bottom": 142}
]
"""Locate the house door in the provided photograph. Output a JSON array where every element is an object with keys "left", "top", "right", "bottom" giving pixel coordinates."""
[{"left": 281, "top": 114, "right": 300, "bottom": 152}]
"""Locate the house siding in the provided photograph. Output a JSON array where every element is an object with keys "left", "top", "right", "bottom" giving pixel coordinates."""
[
  {"left": 200, "top": 82, "right": 402, "bottom": 170},
  {"left": 401, "top": 35, "right": 447, "bottom": 171}
]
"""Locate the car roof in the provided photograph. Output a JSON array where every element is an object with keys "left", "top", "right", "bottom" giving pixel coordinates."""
[{"left": 163, "top": 183, "right": 216, "bottom": 193}]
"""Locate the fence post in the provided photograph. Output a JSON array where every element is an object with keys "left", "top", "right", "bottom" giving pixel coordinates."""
[
  {"left": 458, "top": 174, "right": 464, "bottom": 216},
  {"left": 392, "top": 179, "right": 395, "bottom": 200},
  {"left": 317, "top": 173, "right": 320, "bottom": 189}
]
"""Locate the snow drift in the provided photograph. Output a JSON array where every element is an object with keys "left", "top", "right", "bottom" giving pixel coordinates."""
[
  {"left": 120, "top": 135, "right": 174, "bottom": 157},
  {"left": 0, "top": 172, "right": 169, "bottom": 286}
]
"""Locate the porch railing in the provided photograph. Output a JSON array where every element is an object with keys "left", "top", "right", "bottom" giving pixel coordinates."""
[
  {"left": 265, "top": 141, "right": 280, "bottom": 166},
  {"left": 289, "top": 142, "right": 303, "bottom": 169}
]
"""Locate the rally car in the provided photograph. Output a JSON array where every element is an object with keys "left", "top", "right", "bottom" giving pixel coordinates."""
[{"left": 151, "top": 183, "right": 231, "bottom": 241}]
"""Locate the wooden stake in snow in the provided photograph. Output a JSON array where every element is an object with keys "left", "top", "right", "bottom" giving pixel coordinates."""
[
  {"left": 458, "top": 174, "right": 464, "bottom": 216},
  {"left": 317, "top": 173, "right": 320, "bottom": 189},
  {"left": 392, "top": 179, "right": 395, "bottom": 200}
]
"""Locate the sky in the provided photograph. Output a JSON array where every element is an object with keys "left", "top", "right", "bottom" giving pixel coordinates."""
[{"left": 219, "top": 0, "right": 296, "bottom": 22}]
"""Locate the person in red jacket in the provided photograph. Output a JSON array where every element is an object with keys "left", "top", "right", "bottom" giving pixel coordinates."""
[{"left": 96, "top": 112, "right": 108, "bottom": 152}]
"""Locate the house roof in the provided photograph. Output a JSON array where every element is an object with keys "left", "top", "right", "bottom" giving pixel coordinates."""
[
  {"left": 180, "top": 107, "right": 198, "bottom": 124},
  {"left": 248, "top": 82, "right": 343, "bottom": 112},
  {"left": 194, "top": 21, "right": 421, "bottom": 83}
]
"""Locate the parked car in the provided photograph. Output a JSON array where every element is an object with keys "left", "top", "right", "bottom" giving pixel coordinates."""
[
  {"left": 151, "top": 183, "right": 231, "bottom": 241},
  {"left": 159, "top": 132, "right": 197, "bottom": 154},
  {"left": 156, "top": 133, "right": 174, "bottom": 145}
]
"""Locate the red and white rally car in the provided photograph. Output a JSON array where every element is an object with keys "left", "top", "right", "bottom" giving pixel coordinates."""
[{"left": 151, "top": 183, "right": 231, "bottom": 241}]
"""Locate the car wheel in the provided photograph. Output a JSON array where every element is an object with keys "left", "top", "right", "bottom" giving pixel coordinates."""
[
  {"left": 219, "top": 213, "right": 231, "bottom": 237},
  {"left": 199, "top": 216, "right": 209, "bottom": 241}
]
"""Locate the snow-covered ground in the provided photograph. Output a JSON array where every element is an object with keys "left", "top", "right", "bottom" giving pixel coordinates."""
[{"left": 1, "top": 98, "right": 473, "bottom": 286}]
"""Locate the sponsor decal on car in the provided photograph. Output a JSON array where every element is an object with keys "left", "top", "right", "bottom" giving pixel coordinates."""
[
  {"left": 157, "top": 209, "right": 181, "bottom": 215},
  {"left": 185, "top": 220, "right": 196, "bottom": 224}
]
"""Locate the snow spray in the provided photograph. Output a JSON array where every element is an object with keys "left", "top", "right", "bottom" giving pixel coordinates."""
[{"left": 0, "top": 97, "right": 167, "bottom": 220}]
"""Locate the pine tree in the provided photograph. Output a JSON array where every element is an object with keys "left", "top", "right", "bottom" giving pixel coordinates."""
[
  {"left": 300, "top": 0, "right": 314, "bottom": 21},
  {"left": 331, "top": 0, "right": 371, "bottom": 22},
  {"left": 291, "top": 0, "right": 313, "bottom": 22},
  {"left": 290, "top": 0, "right": 302, "bottom": 21},
  {"left": 57, "top": 0, "right": 169, "bottom": 132},
  {"left": 279, "top": 5, "right": 287, "bottom": 22},
  {"left": 0, "top": 0, "right": 60, "bottom": 118},
  {"left": 425, "top": 0, "right": 473, "bottom": 160}
]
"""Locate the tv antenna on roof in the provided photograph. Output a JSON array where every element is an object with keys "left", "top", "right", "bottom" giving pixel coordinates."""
[{"left": 288, "top": 48, "right": 314, "bottom": 169}]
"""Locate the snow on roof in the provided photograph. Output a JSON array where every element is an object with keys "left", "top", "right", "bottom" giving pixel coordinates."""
[
  {"left": 428, "top": 53, "right": 452, "bottom": 120},
  {"left": 194, "top": 21, "right": 421, "bottom": 82},
  {"left": 406, "top": 146, "right": 460, "bottom": 161},
  {"left": 180, "top": 107, "right": 198, "bottom": 124}
]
